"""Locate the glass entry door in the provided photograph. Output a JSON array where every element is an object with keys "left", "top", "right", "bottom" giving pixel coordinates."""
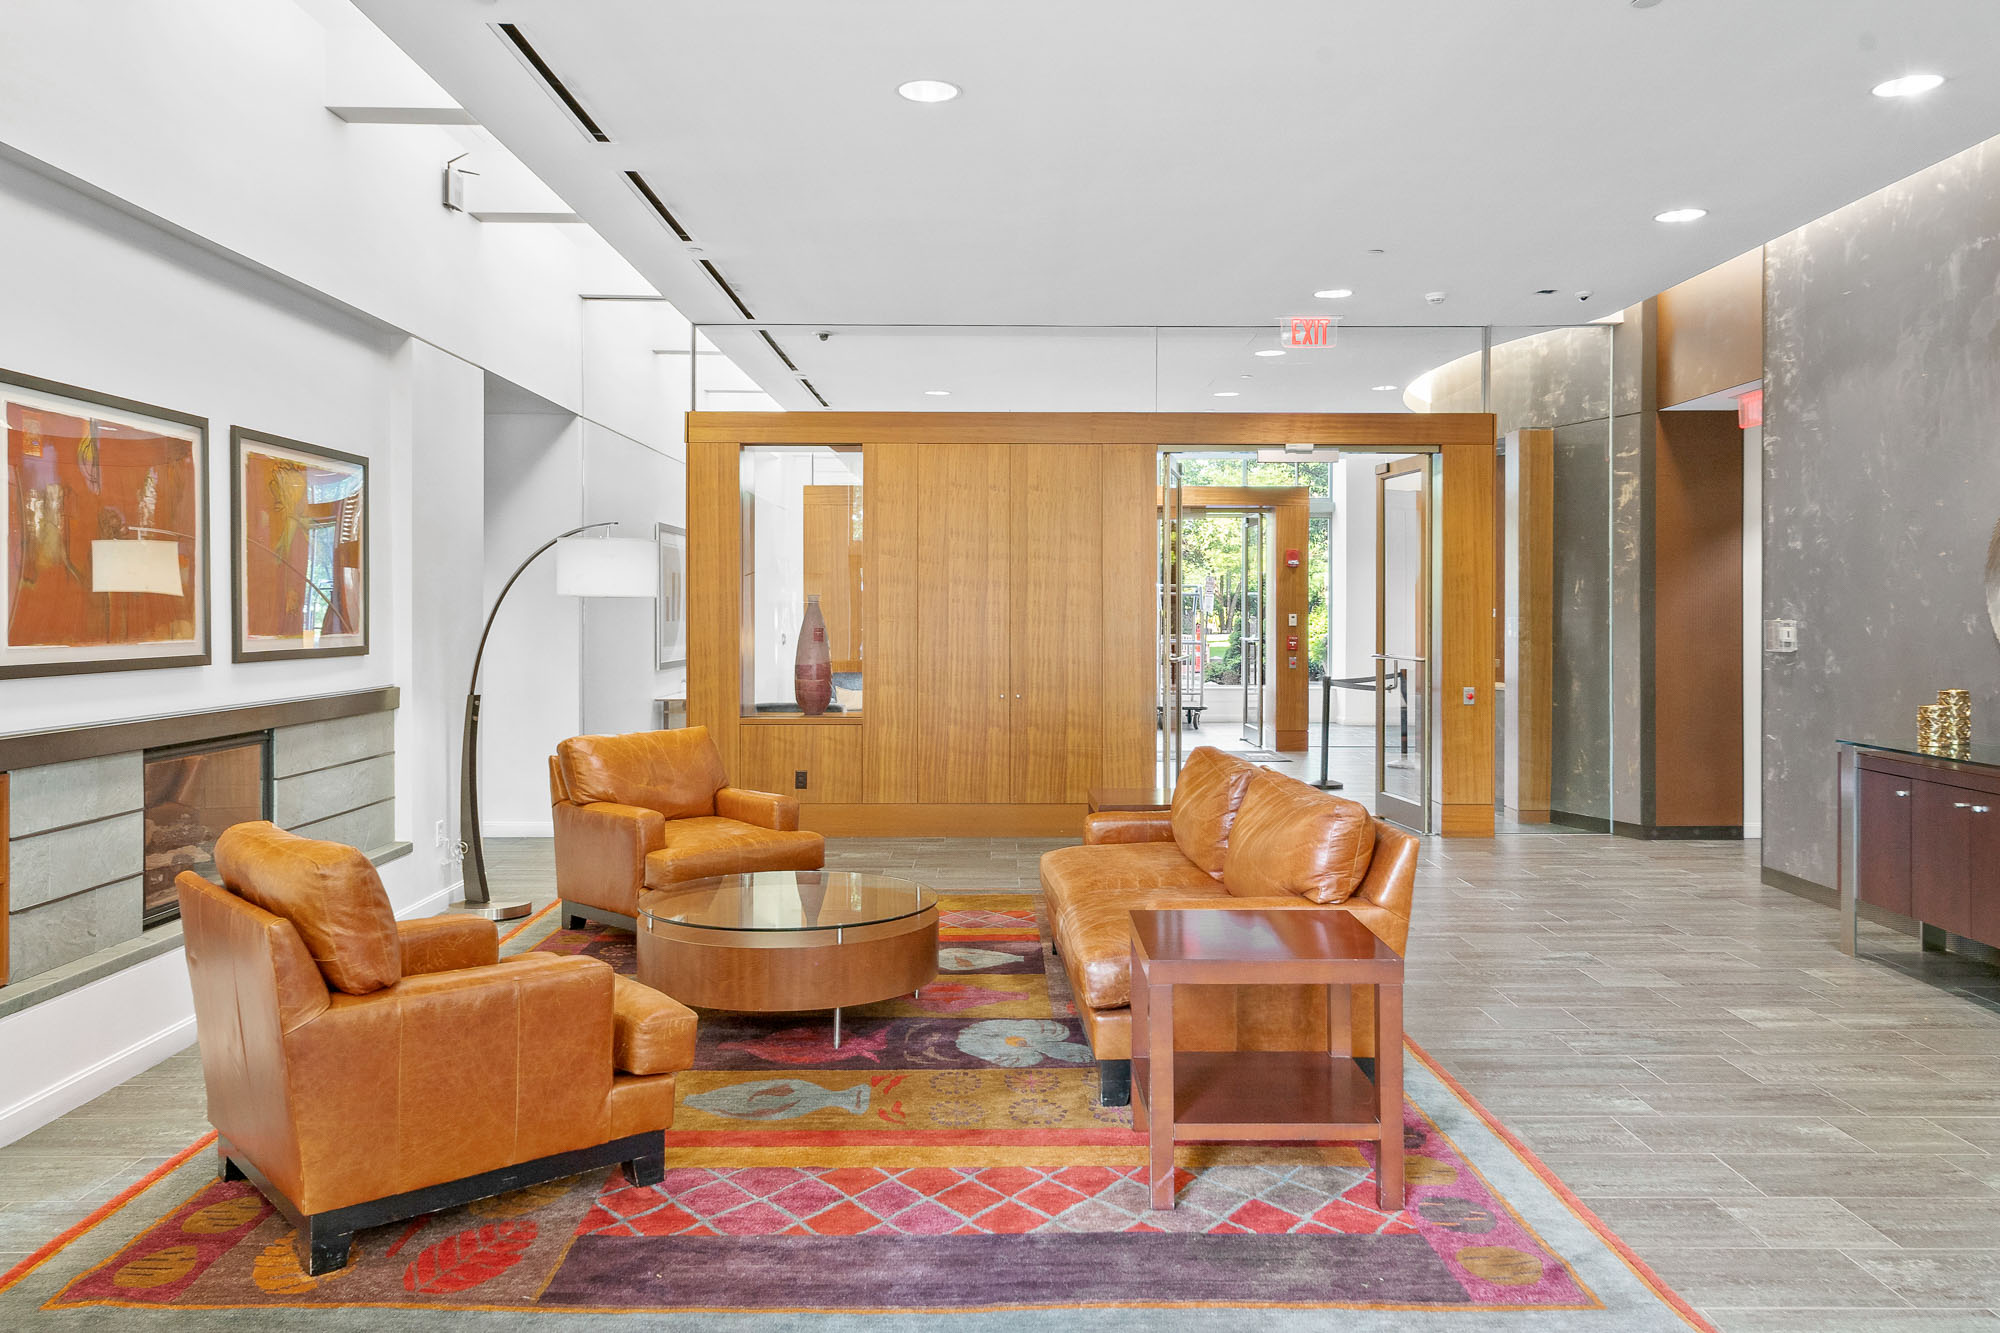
[
  {"left": 1240, "top": 512, "right": 1266, "bottom": 747},
  {"left": 1375, "top": 457, "right": 1430, "bottom": 832},
  {"left": 1157, "top": 453, "right": 1185, "bottom": 783}
]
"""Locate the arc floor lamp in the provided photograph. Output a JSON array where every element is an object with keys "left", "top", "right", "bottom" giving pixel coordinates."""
[{"left": 456, "top": 521, "right": 658, "bottom": 919}]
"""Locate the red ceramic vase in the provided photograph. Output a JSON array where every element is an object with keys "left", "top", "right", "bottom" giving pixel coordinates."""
[{"left": 794, "top": 594, "right": 832, "bottom": 716}]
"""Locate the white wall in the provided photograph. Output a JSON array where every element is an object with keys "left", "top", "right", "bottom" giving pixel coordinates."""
[
  {"left": 0, "top": 2, "right": 701, "bottom": 1141},
  {"left": 479, "top": 409, "right": 584, "bottom": 836}
]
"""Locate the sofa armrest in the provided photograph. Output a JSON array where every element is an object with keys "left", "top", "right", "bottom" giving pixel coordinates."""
[
  {"left": 716, "top": 786, "right": 800, "bottom": 832},
  {"left": 397, "top": 915, "right": 499, "bottom": 975},
  {"left": 555, "top": 801, "right": 666, "bottom": 916},
  {"left": 611, "top": 975, "right": 698, "bottom": 1075},
  {"left": 1083, "top": 810, "right": 1175, "bottom": 845}
]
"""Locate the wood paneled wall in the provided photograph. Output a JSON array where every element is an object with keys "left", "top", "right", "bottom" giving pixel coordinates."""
[
  {"left": 689, "top": 413, "right": 1497, "bottom": 837},
  {"left": 1440, "top": 443, "right": 1498, "bottom": 836},
  {"left": 1651, "top": 411, "right": 1744, "bottom": 830},
  {"left": 1658, "top": 249, "right": 1764, "bottom": 408},
  {"left": 801, "top": 485, "right": 863, "bottom": 672}
]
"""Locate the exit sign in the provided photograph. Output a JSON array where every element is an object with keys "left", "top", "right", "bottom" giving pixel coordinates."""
[{"left": 1280, "top": 316, "right": 1339, "bottom": 349}]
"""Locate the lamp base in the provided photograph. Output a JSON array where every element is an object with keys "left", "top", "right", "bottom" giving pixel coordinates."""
[{"left": 450, "top": 898, "right": 534, "bottom": 922}]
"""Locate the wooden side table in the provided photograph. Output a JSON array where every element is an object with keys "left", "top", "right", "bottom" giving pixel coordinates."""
[{"left": 1129, "top": 908, "right": 1405, "bottom": 1211}]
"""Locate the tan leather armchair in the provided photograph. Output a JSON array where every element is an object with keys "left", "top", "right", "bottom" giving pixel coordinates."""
[
  {"left": 550, "top": 726, "right": 825, "bottom": 931},
  {"left": 179, "top": 822, "right": 698, "bottom": 1275}
]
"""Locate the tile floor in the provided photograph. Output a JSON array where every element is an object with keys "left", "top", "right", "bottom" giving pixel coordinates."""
[{"left": 5, "top": 833, "right": 2000, "bottom": 1331}]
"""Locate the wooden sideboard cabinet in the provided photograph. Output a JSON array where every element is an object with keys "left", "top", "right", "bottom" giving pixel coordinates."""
[{"left": 1839, "top": 741, "right": 2000, "bottom": 955}]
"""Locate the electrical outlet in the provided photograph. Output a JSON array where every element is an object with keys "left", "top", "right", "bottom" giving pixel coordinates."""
[
  {"left": 434, "top": 819, "right": 446, "bottom": 847},
  {"left": 795, "top": 770, "right": 808, "bottom": 790}
]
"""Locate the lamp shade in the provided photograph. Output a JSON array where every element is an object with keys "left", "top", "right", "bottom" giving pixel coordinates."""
[
  {"left": 555, "top": 535, "right": 657, "bottom": 599},
  {"left": 91, "top": 539, "right": 183, "bottom": 595}
]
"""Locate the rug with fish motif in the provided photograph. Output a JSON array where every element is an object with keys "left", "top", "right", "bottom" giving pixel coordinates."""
[{"left": 19, "top": 894, "right": 1712, "bottom": 1330}]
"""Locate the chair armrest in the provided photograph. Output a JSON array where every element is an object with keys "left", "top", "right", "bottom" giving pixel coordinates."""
[
  {"left": 397, "top": 915, "right": 499, "bottom": 975},
  {"left": 611, "top": 976, "right": 698, "bottom": 1075},
  {"left": 1084, "top": 810, "right": 1175, "bottom": 845},
  {"left": 555, "top": 801, "right": 666, "bottom": 915},
  {"left": 716, "top": 786, "right": 800, "bottom": 832}
]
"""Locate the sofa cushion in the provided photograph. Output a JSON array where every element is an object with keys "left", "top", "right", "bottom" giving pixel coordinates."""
[
  {"left": 1222, "top": 772, "right": 1377, "bottom": 904},
  {"left": 1041, "top": 842, "right": 1230, "bottom": 1009},
  {"left": 1168, "top": 746, "right": 1256, "bottom": 876},
  {"left": 643, "top": 818, "right": 826, "bottom": 888},
  {"left": 559, "top": 727, "right": 728, "bottom": 820},
  {"left": 214, "top": 821, "right": 401, "bottom": 996}
]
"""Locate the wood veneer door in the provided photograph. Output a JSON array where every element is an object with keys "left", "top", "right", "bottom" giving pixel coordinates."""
[
  {"left": 1967, "top": 798, "right": 2000, "bottom": 949},
  {"left": 1856, "top": 768, "right": 1914, "bottom": 915},
  {"left": 1910, "top": 780, "right": 1972, "bottom": 937},
  {"left": 917, "top": 445, "right": 1012, "bottom": 803},
  {"left": 1010, "top": 445, "right": 1102, "bottom": 803}
]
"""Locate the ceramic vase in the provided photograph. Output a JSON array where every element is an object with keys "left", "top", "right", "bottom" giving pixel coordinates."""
[{"left": 794, "top": 594, "right": 832, "bottom": 716}]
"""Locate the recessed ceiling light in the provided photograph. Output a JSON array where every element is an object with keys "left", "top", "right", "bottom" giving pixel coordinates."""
[
  {"left": 1873, "top": 73, "right": 1945, "bottom": 98},
  {"left": 1654, "top": 207, "right": 1707, "bottom": 223},
  {"left": 1255, "top": 349, "right": 1285, "bottom": 357},
  {"left": 897, "top": 79, "right": 960, "bottom": 103},
  {"left": 1371, "top": 384, "right": 1400, "bottom": 392},
  {"left": 923, "top": 389, "right": 950, "bottom": 396},
  {"left": 1213, "top": 391, "right": 1240, "bottom": 398},
  {"left": 1313, "top": 288, "right": 1353, "bottom": 299}
]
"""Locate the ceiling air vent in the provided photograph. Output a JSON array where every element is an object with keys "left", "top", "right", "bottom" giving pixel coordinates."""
[
  {"left": 699, "top": 261, "right": 756, "bottom": 321},
  {"left": 798, "top": 378, "right": 830, "bottom": 408},
  {"left": 758, "top": 330, "right": 798, "bottom": 372},
  {"left": 492, "top": 23, "right": 612, "bottom": 143},
  {"left": 623, "top": 171, "right": 693, "bottom": 243}
]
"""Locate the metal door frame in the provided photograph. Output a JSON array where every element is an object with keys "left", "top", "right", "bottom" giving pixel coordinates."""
[
  {"left": 1375, "top": 455, "right": 1431, "bottom": 833},
  {"left": 1239, "top": 510, "right": 1266, "bottom": 748}
]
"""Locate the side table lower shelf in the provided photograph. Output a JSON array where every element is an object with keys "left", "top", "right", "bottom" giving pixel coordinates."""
[{"left": 1132, "top": 1051, "right": 1384, "bottom": 1140}]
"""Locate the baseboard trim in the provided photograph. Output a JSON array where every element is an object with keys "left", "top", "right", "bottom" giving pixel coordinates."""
[
  {"left": 801, "top": 804, "right": 1086, "bottom": 837},
  {"left": 1548, "top": 809, "right": 1613, "bottom": 833},
  {"left": 481, "top": 819, "right": 554, "bottom": 838},
  {"left": 0, "top": 1009, "right": 196, "bottom": 1147},
  {"left": 1757, "top": 866, "right": 1942, "bottom": 942},
  {"left": 1613, "top": 821, "right": 1744, "bottom": 841}
]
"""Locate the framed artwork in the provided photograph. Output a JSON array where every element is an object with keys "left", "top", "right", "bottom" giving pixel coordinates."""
[
  {"left": 231, "top": 428, "right": 368, "bottom": 662},
  {"left": 1, "top": 369, "right": 210, "bottom": 678},
  {"left": 656, "top": 521, "right": 686, "bottom": 669}
]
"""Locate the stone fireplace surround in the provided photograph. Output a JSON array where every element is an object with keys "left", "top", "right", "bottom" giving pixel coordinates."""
[{"left": 0, "top": 688, "right": 407, "bottom": 1017}]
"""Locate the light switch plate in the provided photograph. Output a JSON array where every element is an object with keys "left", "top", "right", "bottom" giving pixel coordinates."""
[{"left": 1764, "top": 619, "right": 1799, "bottom": 653}]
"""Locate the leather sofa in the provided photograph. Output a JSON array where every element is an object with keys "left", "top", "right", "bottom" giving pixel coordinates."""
[
  {"left": 179, "top": 822, "right": 698, "bottom": 1275},
  {"left": 1041, "top": 747, "right": 1418, "bottom": 1105},
  {"left": 549, "top": 726, "right": 825, "bottom": 931}
]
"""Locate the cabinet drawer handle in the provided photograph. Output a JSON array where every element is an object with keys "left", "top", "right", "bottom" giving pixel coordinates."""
[
  {"left": 1894, "top": 790, "right": 1911, "bottom": 797},
  {"left": 1976, "top": 806, "right": 1993, "bottom": 815},
  {"left": 1955, "top": 802, "right": 1974, "bottom": 809}
]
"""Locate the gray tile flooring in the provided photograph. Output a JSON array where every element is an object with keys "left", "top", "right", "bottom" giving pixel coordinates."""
[{"left": 5, "top": 832, "right": 2000, "bottom": 1330}]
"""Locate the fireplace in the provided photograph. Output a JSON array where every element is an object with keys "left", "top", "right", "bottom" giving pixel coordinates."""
[{"left": 142, "top": 734, "right": 272, "bottom": 927}]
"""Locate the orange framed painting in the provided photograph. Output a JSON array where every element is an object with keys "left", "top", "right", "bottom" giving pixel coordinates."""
[
  {"left": 2, "top": 369, "right": 210, "bottom": 678},
  {"left": 230, "top": 428, "right": 368, "bottom": 662}
]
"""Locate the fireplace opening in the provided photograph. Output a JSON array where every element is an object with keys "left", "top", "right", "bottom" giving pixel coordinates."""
[{"left": 142, "top": 733, "right": 271, "bottom": 927}]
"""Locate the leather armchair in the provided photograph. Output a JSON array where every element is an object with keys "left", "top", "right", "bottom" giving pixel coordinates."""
[
  {"left": 179, "top": 822, "right": 698, "bottom": 1275},
  {"left": 550, "top": 726, "right": 825, "bottom": 931}
]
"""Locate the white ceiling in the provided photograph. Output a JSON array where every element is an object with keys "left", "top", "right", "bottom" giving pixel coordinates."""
[{"left": 352, "top": 0, "right": 2000, "bottom": 408}]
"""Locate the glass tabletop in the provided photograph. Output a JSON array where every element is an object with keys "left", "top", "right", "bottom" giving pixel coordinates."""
[
  {"left": 1839, "top": 737, "right": 2000, "bottom": 767},
  {"left": 637, "top": 870, "right": 936, "bottom": 933}
]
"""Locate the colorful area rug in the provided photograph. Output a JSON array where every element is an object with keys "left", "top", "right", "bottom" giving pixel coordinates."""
[{"left": 9, "top": 895, "right": 1712, "bottom": 1329}]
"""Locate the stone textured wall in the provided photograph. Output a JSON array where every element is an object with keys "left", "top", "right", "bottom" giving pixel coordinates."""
[
  {"left": 1763, "top": 135, "right": 2000, "bottom": 888},
  {"left": 6, "top": 708, "right": 398, "bottom": 987}
]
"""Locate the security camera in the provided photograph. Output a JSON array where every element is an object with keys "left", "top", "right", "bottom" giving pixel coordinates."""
[
  {"left": 1424, "top": 291, "right": 1447, "bottom": 305},
  {"left": 816, "top": 330, "right": 832, "bottom": 341},
  {"left": 1575, "top": 290, "right": 1594, "bottom": 302}
]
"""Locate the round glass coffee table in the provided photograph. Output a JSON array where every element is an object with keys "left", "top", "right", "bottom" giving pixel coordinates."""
[{"left": 636, "top": 870, "right": 939, "bottom": 1048}]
